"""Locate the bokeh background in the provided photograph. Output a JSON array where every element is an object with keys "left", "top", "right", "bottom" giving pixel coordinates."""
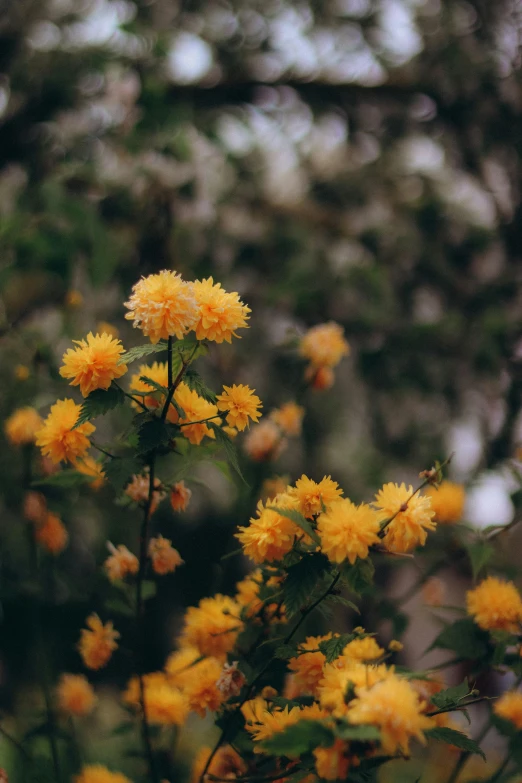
[{"left": 1, "top": 0, "right": 522, "bottom": 780}]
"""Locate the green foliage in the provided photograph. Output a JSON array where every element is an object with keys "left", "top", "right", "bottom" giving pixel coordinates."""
[
  {"left": 138, "top": 375, "right": 169, "bottom": 395},
  {"left": 103, "top": 456, "right": 143, "bottom": 492},
  {"left": 119, "top": 342, "right": 168, "bottom": 365},
  {"left": 318, "top": 633, "right": 356, "bottom": 663},
  {"left": 341, "top": 558, "right": 375, "bottom": 595},
  {"left": 261, "top": 720, "right": 334, "bottom": 756},
  {"left": 74, "top": 383, "right": 125, "bottom": 427},
  {"left": 208, "top": 422, "right": 246, "bottom": 483},
  {"left": 184, "top": 368, "right": 217, "bottom": 402},
  {"left": 425, "top": 727, "right": 486, "bottom": 760},
  {"left": 430, "top": 679, "right": 470, "bottom": 710},
  {"left": 268, "top": 506, "right": 320, "bottom": 545},
  {"left": 428, "top": 618, "right": 490, "bottom": 660},
  {"left": 283, "top": 553, "right": 330, "bottom": 617},
  {"left": 136, "top": 416, "right": 177, "bottom": 455},
  {"left": 466, "top": 540, "right": 495, "bottom": 580},
  {"left": 334, "top": 724, "right": 381, "bottom": 742},
  {"left": 32, "top": 470, "right": 93, "bottom": 489}
]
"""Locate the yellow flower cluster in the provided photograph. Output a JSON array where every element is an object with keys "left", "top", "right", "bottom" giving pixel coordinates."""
[
  {"left": 148, "top": 535, "right": 184, "bottom": 575},
  {"left": 123, "top": 673, "right": 189, "bottom": 725},
  {"left": 243, "top": 401, "right": 303, "bottom": 462},
  {"left": 424, "top": 480, "right": 465, "bottom": 524},
  {"left": 181, "top": 594, "right": 243, "bottom": 660},
  {"left": 466, "top": 576, "right": 522, "bottom": 633},
  {"left": 104, "top": 543, "right": 138, "bottom": 582},
  {"left": 191, "top": 745, "right": 247, "bottom": 783},
  {"left": 4, "top": 406, "right": 43, "bottom": 446},
  {"left": 74, "top": 766, "right": 131, "bottom": 783},
  {"left": 124, "top": 271, "right": 250, "bottom": 345},
  {"left": 493, "top": 690, "right": 522, "bottom": 729},
  {"left": 56, "top": 673, "right": 96, "bottom": 717},
  {"left": 300, "top": 322, "right": 349, "bottom": 390},
  {"left": 374, "top": 482, "right": 436, "bottom": 554},
  {"left": 78, "top": 614, "right": 119, "bottom": 670},
  {"left": 36, "top": 399, "right": 95, "bottom": 465},
  {"left": 59, "top": 332, "right": 128, "bottom": 397},
  {"left": 216, "top": 384, "right": 262, "bottom": 431},
  {"left": 170, "top": 480, "right": 192, "bottom": 511}
]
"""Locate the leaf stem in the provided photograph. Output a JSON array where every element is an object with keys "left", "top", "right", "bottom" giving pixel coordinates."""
[{"left": 161, "top": 341, "right": 199, "bottom": 423}]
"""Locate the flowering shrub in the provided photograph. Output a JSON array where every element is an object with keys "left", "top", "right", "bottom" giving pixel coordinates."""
[{"left": 2, "top": 270, "right": 522, "bottom": 783}]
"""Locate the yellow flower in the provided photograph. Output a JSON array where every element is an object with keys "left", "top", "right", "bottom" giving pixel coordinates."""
[
  {"left": 235, "top": 569, "right": 264, "bottom": 617},
  {"left": 74, "top": 766, "right": 131, "bottom": 783},
  {"left": 216, "top": 384, "right": 262, "bottom": 431},
  {"left": 236, "top": 497, "right": 300, "bottom": 564},
  {"left": 288, "top": 634, "right": 333, "bottom": 695},
  {"left": 174, "top": 382, "right": 220, "bottom": 445},
  {"left": 96, "top": 322, "right": 119, "bottom": 339},
  {"left": 141, "top": 682, "right": 189, "bottom": 725},
  {"left": 165, "top": 646, "right": 201, "bottom": 687},
  {"left": 314, "top": 739, "right": 352, "bottom": 781},
  {"left": 222, "top": 425, "right": 238, "bottom": 438},
  {"left": 190, "top": 745, "right": 247, "bottom": 783},
  {"left": 424, "top": 481, "right": 465, "bottom": 524},
  {"left": 300, "top": 322, "right": 349, "bottom": 368},
  {"left": 36, "top": 399, "right": 95, "bottom": 465},
  {"left": 289, "top": 475, "right": 343, "bottom": 518},
  {"left": 182, "top": 657, "right": 226, "bottom": 716},
  {"left": 123, "top": 672, "right": 170, "bottom": 707},
  {"left": 305, "top": 365, "right": 335, "bottom": 390},
  {"left": 493, "top": 691, "right": 522, "bottom": 729},
  {"left": 74, "top": 455, "right": 105, "bottom": 489},
  {"left": 170, "top": 480, "right": 192, "bottom": 512},
  {"left": 347, "top": 674, "right": 431, "bottom": 755},
  {"left": 466, "top": 576, "right": 522, "bottom": 633},
  {"left": 270, "top": 402, "right": 305, "bottom": 436},
  {"left": 192, "top": 277, "right": 250, "bottom": 343},
  {"left": 343, "top": 636, "right": 385, "bottom": 662},
  {"left": 317, "top": 499, "right": 380, "bottom": 565},
  {"left": 35, "top": 512, "right": 68, "bottom": 555},
  {"left": 244, "top": 701, "right": 301, "bottom": 744},
  {"left": 128, "top": 362, "right": 178, "bottom": 420},
  {"left": 181, "top": 595, "right": 243, "bottom": 660},
  {"left": 56, "top": 674, "right": 96, "bottom": 717},
  {"left": 373, "top": 482, "right": 436, "bottom": 554},
  {"left": 66, "top": 290, "right": 83, "bottom": 309},
  {"left": 148, "top": 535, "right": 184, "bottom": 575},
  {"left": 244, "top": 420, "right": 285, "bottom": 462},
  {"left": 124, "top": 270, "right": 198, "bottom": 343},
  {"left": 104, "top": 543, "right": 139, "bottom": 582},
  {"left": 15, "top": 364, "right": 30, "bottom": 381},
  {"left": 23, "top": 491, "right": 47, "bottom": 525},
  {"left": 261, "top": 475, "right": 291, "bottom": 502},
  {"left": 4, "top": 407, "right": 43, "bottom": 446},
  {"left": 124, "top": 470, "right": 166, "bottom": 513},
  {"left": 318, "top": 661, "right": 391, "bottom": 717},
  {"left": 60, "top": 332, "right": 128, "bottom": 397},
  {"left": 78, "top": 614, "right": 119, "bottom": 670}
]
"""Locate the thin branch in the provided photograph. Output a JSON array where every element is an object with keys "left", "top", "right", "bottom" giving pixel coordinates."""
[{"left": 208, "top": 764, "right": 302, "bottom": 783}]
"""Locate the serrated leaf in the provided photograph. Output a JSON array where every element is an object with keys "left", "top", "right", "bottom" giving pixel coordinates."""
[
  {"left": 334, "top": 724, "right": 381, "bottom": 742},
  {"left": 261, "top": 720, "right": 335, "bottom": 757},
  {"left": 184, "top": 368, "right": 217, "bottom": 402},
  {"left": 74, "top": 383, "right": 125, "bottom": 427},
  {"left": 103, "top": 456, "right": 143, "bottom": 492},
  {"left": 425, "top": 727, "right": 486, "bottom": 760},
  {"left": 139, "top": 375, "right": 168, "bottom": 395},
  {"left": 137, "top": 417, "right": 177, "bottom": 454},
  {"left": 119, "top": 342, "right": 168, "bottom": 365},
  {"left": 428, "top": 618, "right": 489, "bottom": 659},
  {"left": 318, "top": 633, "right": 356, "bottom": 663},
  {"left": 275, "top": 644, "right": 298, "bottom": 660},
  {"left": 467, "top": 541, "right": 494, "bottom": 580},
  {"left": 209, "top": 423, "right": 246, "bottom": 484},
  {"left": 32, "top": 470, "right": 93, "bottom": 489},
  {"left": 268, "top": 506, "right": 320, "bottom": 545},
  {"left": 431, "top": 680, "right": 470, "bottom": 710},
  {"left": 341, "top": 558, "right": 375, "bottom": 595},
  {"left": 283, "top": 553, "right": 330, "bottom": 617}
]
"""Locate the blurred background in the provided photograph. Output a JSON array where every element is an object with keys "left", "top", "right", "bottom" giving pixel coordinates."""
[{"left": 1, "top": 0, "right": 522, "bottom": 779}]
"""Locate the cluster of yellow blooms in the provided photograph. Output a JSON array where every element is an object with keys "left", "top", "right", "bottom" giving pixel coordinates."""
[{"left": 300, "top": 321, "right": 350, "bottom": 390}]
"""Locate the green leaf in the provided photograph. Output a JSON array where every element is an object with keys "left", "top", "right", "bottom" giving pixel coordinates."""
[
  {"left": 466, "top": 541, "right": 494, "bottom": 580},
  {"left": 139, "top": 375, "right": 168, "bottom": 395},
  {"left": 428, "top": 618, "right": 490, "bottom": 659},
  {"left": 209, "top": 423, "right": 246, "bottom": 484},
  {"left": 111, "top": 722, "right": 136, "bottom": 736},
  {"left": 141, "top": 580, "right": 157, "bottom": 601},
  {"left": 105, "top": 598, "right": 134, "bottom": 617},
  {"left": 341, "top": 558, "right": 375, "bottom": 595},
  {"left": 184, "top": 368, "right": 217, "bottom": 402},
  {"left": 283, "top": 553, "right": 330, "bottom": 618},
  {"left": 431, "top": 680, "right": 470, "bottom": 710},
  {"left": 261, "top": 720, "right": 335, "bottom": 756},
  {"left": 119, "top": 342, "right": 168, "bottom": 365},
  {"left": 137, "top": 417, "right": 177, "bottom": 454},
  {"left": 318, "top": 633, "right": 356, "bottom": 663},
  {"left": 103, "top": 456, "right": 143, "bottom": 492},
  {"left": 275, "top": 644, "right": 298, "bottom": 660},
  {"left": 32, "top": 470, "right": 93, "bottom": 489},
  {"left": 268, "top": 506, "right": 320, "bottom": 545},
  {"left": 425, "top": 727, "right": 486, "bottom": 760},
  {"left": 334, "top": 724, "right": 381, "bottom": 742},
  {"left": 74, "top": 383, "right": 125, "bottom": 427}
]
